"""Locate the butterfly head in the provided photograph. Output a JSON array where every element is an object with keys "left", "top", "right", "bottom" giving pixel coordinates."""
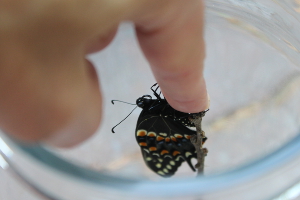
[{"left": 136, "top": 95, "right": 152, "bottom": 108}]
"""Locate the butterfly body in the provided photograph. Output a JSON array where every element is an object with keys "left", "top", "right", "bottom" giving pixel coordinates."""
[
  {"left": 134, "top": 86, "right": 207, "bottom": 177},
  {"left": 112, "top": 83, "right": 207, "bottom": 177}
]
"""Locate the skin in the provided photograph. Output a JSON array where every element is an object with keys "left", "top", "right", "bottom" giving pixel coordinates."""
[{"left": 0, "top": 0, "right": 208, "bottom": 147}]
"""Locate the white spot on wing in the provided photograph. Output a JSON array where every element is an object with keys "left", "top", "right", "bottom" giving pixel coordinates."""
[
  {"left": 156, "top": 163, "right": 162, "bottom": 168},
  {"left": 153, "top": 153, "right": 160, "bottom": 157},
  {"left": 159, "top": 133, "right": 167, "bottom": 137},
  {"left": 157, "top": 171, "right": 165, "bottom": 176},
  {"left": 175, "top": 156, "right": 184, "bottom": 161},
  {"left": 146, "top": 157, "right": 152, "bottom": 161},
  {"left": 185, "top": 152, "right": 192, "bottom": 157}
]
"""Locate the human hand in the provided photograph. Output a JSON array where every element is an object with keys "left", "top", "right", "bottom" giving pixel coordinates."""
[{"left": 0, "top": 0, "right": 208, "bottom": 147}]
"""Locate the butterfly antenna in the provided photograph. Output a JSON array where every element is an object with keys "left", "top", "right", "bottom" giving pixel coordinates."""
[
  {"left": 111, "top": 100, "right": 136, "bottom": 105},
  {"left": 111, "top": 106, "right": 138, "bottom": 133}
]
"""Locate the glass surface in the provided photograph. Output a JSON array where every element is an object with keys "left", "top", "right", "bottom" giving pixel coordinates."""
[{"left": 2, "top": 0, "right": 300, "bottom": 199}]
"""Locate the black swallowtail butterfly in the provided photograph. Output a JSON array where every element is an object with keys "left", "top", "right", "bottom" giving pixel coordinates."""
[{"left": 112, "top": 83, "right": 208, "bottom": 177}]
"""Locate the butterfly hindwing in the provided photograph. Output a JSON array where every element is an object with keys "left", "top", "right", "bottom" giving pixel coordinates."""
[{"left": 135, "top": 101, "right": 199, "bottom": 177}]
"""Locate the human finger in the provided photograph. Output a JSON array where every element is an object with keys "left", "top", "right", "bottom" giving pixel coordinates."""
[{"left": 134, "top": 0, "right": 209, "bottom": 113}]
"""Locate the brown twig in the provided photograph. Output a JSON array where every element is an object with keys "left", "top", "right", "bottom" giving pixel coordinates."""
[{"left": 189, "top": 113, "right": 208, "bottom": 175}]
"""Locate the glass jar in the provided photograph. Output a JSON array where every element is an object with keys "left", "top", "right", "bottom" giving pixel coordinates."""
[{"left": 2, "top": 0, "right": 300, "bottom": 199}]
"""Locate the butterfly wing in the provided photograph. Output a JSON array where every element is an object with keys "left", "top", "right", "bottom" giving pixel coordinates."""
[{"left": 135, "top": 106, "right": 199, "bottom": 177}]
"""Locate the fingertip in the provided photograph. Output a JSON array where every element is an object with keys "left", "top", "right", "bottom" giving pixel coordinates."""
[
  {"left": 159, "top": 77, "right": 209, "bottom": 114},
  {"left": 167, "top": 91, "right": 210, "bottom": 114}
]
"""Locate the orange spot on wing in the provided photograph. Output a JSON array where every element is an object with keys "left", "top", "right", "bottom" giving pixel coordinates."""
[
  {"left": 139, "top": 142, "right": 147, "bottom": 147},
  {"left": 149, "top": 147, "right": 157, "bottom": 151},
  {"left": 165, "top": 137, "right": 171, "bottom": 142},
  {"left": 175, "top": 134, "right": 183, "bottom": 138},
  {"left": 137, "top": 130, "right": 147, "bottom": 137},
  {"left": 172, "top": 151, "right": 180, "bottom": 156},
  {"left": 147, "top": 132, "right": 156, "bottom": 137},
  {"left": 184, "top": 135, "right": 191, "bottom": 139},
  {"left": 156, "top": 136, "right": 164, "bottom": 141},
  {"left": 160, "top": 150, "right": 169, "bottom": 155},
  {"left": 171, "top": 136, "right": 177, "bottom": 142}
]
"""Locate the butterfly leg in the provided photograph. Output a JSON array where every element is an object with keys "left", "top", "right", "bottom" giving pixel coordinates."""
[{"left": 151, "top": 83, "right": 162, "bottom": 100}]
